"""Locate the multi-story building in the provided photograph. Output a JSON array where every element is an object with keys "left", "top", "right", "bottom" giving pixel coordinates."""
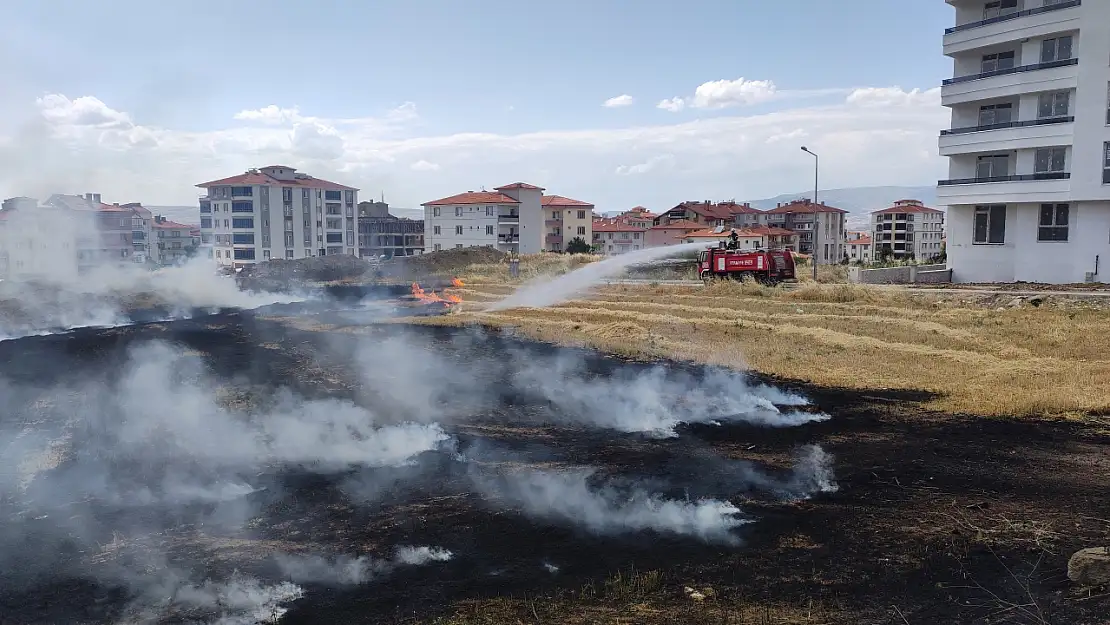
[
  {"left": 680, "top": 225, "right": 799, "bottom": 251},
  {"left": 197, "top": 166, "right": 359, "bottom": 267},
  {"left": 870, "top": 200, "right": 946, "bottom": 261},
  {"left": 613, "top": 206, "right": 658, "bottom": 229},
  {"left": 592, "top": 221, "right": 647, "bottom": 254},
  {"left": 646, "top": 220, "right": 704, "bottom": 247},
  {"left": 938, "top": 0, "right": 1110, "bottom": 283},
  {"left": 357, "top": 201, "right": 424, "bottom": 258},
  {"left": 654, "top": 201, "right": 760, "bottom": 228},
  {"left": 846, "top": 235, "right": 874, "bottom": 263},
  {"left": 422, "top": 183, "right": 592, "bottom": 254},
  {"left": 120, "top": 202, "right": 154, "bottom": 264},
  {"left": 152, "top": 216, "right": 197, "bottom": 266},
  {"left": 761, "top": 200, "right": 847, "bottom": 261},
  {"left": 541, "top": 195, "right": 594, "bottom": 252}
]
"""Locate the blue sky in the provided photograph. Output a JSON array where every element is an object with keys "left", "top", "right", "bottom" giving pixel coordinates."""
[{"left": 0, "top": 0, "right": 954, "bottom": 210}]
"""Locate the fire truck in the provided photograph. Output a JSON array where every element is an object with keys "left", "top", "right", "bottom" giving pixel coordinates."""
[{"left": 697, "top": 244, "right": 797, "bottom": 285}]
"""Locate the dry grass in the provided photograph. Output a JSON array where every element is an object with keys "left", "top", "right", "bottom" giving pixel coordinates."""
[
  {"left": 456, "top": 253, "right": 601, "bottom": 283},
  {"left": 419, "top": 277, "right": 1110, "bottom": 417}
]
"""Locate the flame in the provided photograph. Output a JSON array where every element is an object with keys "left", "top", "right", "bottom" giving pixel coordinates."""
[
  {"left": 411, "top": 279, "right": 465, "bottom": 307},
  {"left": 451, "top": 277, "right": 465, "bottom": 288}
]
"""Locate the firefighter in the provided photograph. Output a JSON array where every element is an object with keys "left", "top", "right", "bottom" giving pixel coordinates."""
[{"left": 726, "top": 229, "right": 739, "bottom": 250}]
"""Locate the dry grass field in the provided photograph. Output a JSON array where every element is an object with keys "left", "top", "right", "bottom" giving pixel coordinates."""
[{"left": 430, "top": 255, "right": 1110, "bottom": 419}]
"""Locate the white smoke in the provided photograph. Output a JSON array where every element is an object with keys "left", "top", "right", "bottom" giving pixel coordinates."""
[
  {"left": 275, "top": 545, "right": 453, "bottom": 587},
  {"left": 394, "top": 545, "right": 453, "bottom": 566},
  {"left": 488, "top": 241, "right": 711, "bottom": 310}
]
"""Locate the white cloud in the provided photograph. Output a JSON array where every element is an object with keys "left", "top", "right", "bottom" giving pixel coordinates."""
[
  {"left": 690, "top": 78, "right": 778, "bottom": 109},
  {"left": 846, "top": 87, "right": 941, "bottom": 108},
  {"left": 0, "top": 86, "right": 947, "bottom": 210},
  {"left": 234, "top": 105, "right": 303, "bottom": 125},
  {"left": 603, "top": 94, "right": 635, "bottom": 108},
  {"left": 657, "top": 97, "right": 686, "bottom": 113},
  {"left": 410, "top": 160, "right": 440, "bottom": 172},
  {"left": 615, "top": 154, "right": 676, "bottom": 176}
]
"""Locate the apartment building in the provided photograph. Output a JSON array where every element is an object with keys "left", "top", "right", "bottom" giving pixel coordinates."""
[
  {"left": 653, "top": 201, "right": 761, "bottom": 228},
  {"left": 542, "top": 195, "right": 594, "bottom": 252},
  {"left": 938, "top": 0, "right": 1110, "bottom": 283},
  {"left": 846, "top": 235, "right": 874, "bottom": 263},
  {"left": 152, "top": 216, "right": 196, "bottom": 266},
  {"left": 422, "top": 183, "right": 593, "bottom": 254},
  {"left": 680, "top": 225, "right": 799, "bottom": 250},
  {"left": 197, "top": 166, "right": 359, "bottom": 267},
  {"left": 357, "top": 201, "right": 424, "bottom": 258},
  {"left": 871, "top": 200, "right": 947, "bottom": 261},
  {"left": 646, "top": 220, "right": 704, "bottom": 247},
  {"left": 613, "top": 206, "right": 658, "bottom": 229},
  {"left": 592, "top": 221, "right": 647, "bottom": 254},
  {"left": 761, "top": 200, "right": 847, "bottom": 261}
]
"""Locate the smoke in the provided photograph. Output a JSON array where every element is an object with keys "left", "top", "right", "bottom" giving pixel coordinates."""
[
  {"left": 116, "top": 573, "right": 305, "bottom": 625},
  {"left": 275, "top": 545, "right": 453, "bottom": 586},
  {"left": 474, "top": 467, "right": 748, "bottom": 545},
  {"left": 489, "top": 241, "right": 710, "bottom": 310}
]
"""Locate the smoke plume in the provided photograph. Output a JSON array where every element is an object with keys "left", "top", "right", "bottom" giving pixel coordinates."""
[{"left": 275, "top": 545, "right": 453, "bottom": 586}]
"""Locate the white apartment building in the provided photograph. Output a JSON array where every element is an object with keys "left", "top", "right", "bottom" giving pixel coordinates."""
[
  {"left": 197, "top": 166, "right": 358, "bottom": 267},
  {"left": 152, "top": 217, "right": 196, "bottom": 266},
  {"left": 761, "top": 200, "right": 848, "bottom": 262},
  {"left": 422, "top": 183, "right": 594, "bottom": 254},
  {"left": 846, "top": 235, "right": 874, "bottom": 263},
  {"left": 938, "top": 0, "right": 1110, "bottom": 283},
  {"left": 871, "top": 200, "right": 947, "bottom": 261}
]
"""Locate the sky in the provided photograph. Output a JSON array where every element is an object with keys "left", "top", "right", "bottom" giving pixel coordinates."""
[{"left": 0, "top": 0, "right": 954, "bottom": 212}]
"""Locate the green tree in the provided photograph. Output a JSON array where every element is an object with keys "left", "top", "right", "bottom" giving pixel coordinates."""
[{"left": 565, "top": 236, "right": 592, "bottom": 254}]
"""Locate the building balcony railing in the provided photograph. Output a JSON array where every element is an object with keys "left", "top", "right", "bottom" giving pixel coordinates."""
[
  {"left": 498, "top": 235, "right": 520, "bottom": 244},
  {"left": 498, "top": 214, "right": 520, "bottom": 222},
  {"left": 942, "top": 58, "right": 1077, "bottom": 86},
  {"left": 938, "top": 172, "right": 1071, "bottom": 185},
  {"left": 545, "top": 234, "right": 563, "bottom": 244},
  {"left": 544, "top": 219, "right": 562, "bottom": 227},
  {"left": 945, "top": 0, "right": 1080, "bottom": 35},
  {"left": 941, "top": 115, "right": 1074, "bottom": 135}
]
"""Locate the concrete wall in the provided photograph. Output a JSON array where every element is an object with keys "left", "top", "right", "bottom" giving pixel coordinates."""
[{"left": 849, "top": 264, "right": 951, "bottom": 285}]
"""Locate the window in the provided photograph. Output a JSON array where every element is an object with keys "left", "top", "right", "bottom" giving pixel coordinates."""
[
  {"left": 485, "top": 225, "right": 494, "bottom": 235},
  {"left": 1034, "top": 147, "right": 1067, "bottom": 173},
  {"left": 231, "top": 201, "right": 254, "bottom": 213},
  {"left": 1041, "top": 36, "right": 1073, "bottom": 63},
  {"left": 455, "top": 225, "right": 463, "bottom": 235},
  {"left": 232, "top": 218, "right": 254, "bottom": 229},
  {"left": 433, "top": 207, "right": 441, "bottom": 217},
  {"left": 230, "top": 186, "right": 252, "bottom": 197},
  {"left": 1038, "top": 204, "right": 1069, "bottom": 241},
  {"left": 577, "top": 226, "right": 585, "bottom": 235},
  {"left": 434, "top": 244, "right": 442, "bottom": 251},
  {"left": 1104, "top": 142, "right": 1110, "bottom": 184},
  {"left": 324, "top": 190, "right": 341, "bottom": 201},
  {"left": 979, "top": 103, "right": 1012, "bottom": 126},
  {"left": 200, "top": 203, "right": 211, "bottom": 214},
  {"left": 326, "top": 218, "right": 342, "bottom": 229},
  {"left": 233, "top": 249, "right": 256, "bottom": 260},
  {"left": 1038, "top": 92, "right": 1070, "bottom": 118},
  {"left": 286, "top": 249, "right": 294, "bottom": 259},
  {"left": 433, "top": 225, "right": 441, "bottom": 235},
  {"left": 233, "top": 233, "right": 255, "bottom": 244},
  {"left": 577, "top": 210, "right": 586, "bottom": 219},
  {"left": 456, "top": 244, "right": 463, "bottom": 249},
  {"left": 983, "top": 0, "right": 1017, "bottom": 18},
  {"left": 455, "top": 207, "right": 462, "bottom": 217},
  {"left": 973, "top": 205, "right": 1006, "bottom": 244},
  {"left": 200, "top": 217, "right": 212, "bottom": 229},
  {"left": 486, "top": 206, "right": 494, "bottom": 216},
  {"left": 976, "top": 154, "right": 1009, "bottom": 178},
  {"left": 981, "top": 51, "right": 1015, "bottom": 73},
  {"left": 171, "top": 230, "right": 180, "bottom": 238}
]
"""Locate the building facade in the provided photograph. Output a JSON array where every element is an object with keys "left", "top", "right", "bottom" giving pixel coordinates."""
[
  {"left": 357, "top": 201, "right": 424, "bottom": 258},
  {"left": 197, "top": 166, "right": 359, "bottom": 267},
  {"left": 761, "top": 200, "right": 847, "bottom": 261},
  {"left": 938, "top": 0, "right": 1110, "bottom": 283},
  {"left": 592, "top": 222, "right": 647, "bottom": 254},
  {"left": 846, "top": 236, "right": 874, "bottom": 263},
  {"left": 422, "top": 183, "right": 592, "bottom": 254},
  {"left": 871, "top": 200, "right": 947, "bottom": 261},
  {"left": 152, "top": 217, "right": 196, "bottom": 265},
  {"left": 681, "top": 226, "right": 799, "bottom": 250}
]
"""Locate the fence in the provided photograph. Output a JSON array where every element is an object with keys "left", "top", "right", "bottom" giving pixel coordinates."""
[{"left": 847, "top": 264, "right": 951, "bottom": 285}]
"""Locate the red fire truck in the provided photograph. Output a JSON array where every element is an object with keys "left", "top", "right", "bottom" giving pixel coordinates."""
[{"left": 697, "top": 245, "right": 797, "bottom": 285}]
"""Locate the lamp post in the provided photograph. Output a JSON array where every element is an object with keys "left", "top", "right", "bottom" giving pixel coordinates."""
[{"left": 800, "top": 146, "right": 819, "bottom": 281}]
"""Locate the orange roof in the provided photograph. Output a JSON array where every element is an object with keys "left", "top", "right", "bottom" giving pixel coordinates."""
[
  {"left": 153, "top": 220, "right": 193, "bottom": 229},
  {"left": 593, "top": 221, "right": 646, "bottom": 233},
  {"left": 764, "top": 200, "right": 848, "bottom": 214},
  {"left": 423, "top": 191, "right": 519, "bottom": 206},
  {"left": 685, "top": 226, "right": 796, "bottom": 239},
  {"left": 97, "top": 203, "right": 133, "bottom": 213},
  {"left": 872, "top": 199, "right": 943, "bottom": 214},
  {"left": 624, "top": 206, "right": 658, "bottom": 218},
  {"left": 541, "top": 194, "right": 594, "bottom": 207},
  {"left": 196, "top": 171, "right": 356, "bottom": 191},
  {"left": 849, "top": 236, "right": 873, "bottom": 246},
  {"left": 650, "top": 219, "right": 704, "bottom": 230},
  {"left": 495, "top": 182, "right": 545, "bottom": 191}
]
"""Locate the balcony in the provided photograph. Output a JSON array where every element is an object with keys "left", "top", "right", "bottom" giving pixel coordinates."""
[
  {"left": 544, "top": 219, "right": 562, "bottom": 227},
  {"left": 944, "top": 1, "right": 1081, "bottom": 56},
  {"left": 497, "top": 234, "right": 519, "bottom": 244},
  {"left": 939, "top": 116, "right": 1075, "bottom": 156},
  {"left": 936, "top": 172, "right": 1071, "bottom": 205},
  {"left": 545, "top": 234, "right": 563, "bottom": 244},
  {"left": 498, "top": 213, "right": 520, "bottom": 222},
  {"left": 941, "top": 58, "right": 1078, "bottom": 106}
]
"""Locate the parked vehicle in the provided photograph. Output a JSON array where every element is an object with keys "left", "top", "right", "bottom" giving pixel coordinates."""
[{"left": 697, "top": 244, "right": 796, "bottom": 285}]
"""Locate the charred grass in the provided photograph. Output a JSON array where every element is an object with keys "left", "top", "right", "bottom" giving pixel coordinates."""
[{"left": 2, "top": 311, "right": 1107, "bottom": 624}]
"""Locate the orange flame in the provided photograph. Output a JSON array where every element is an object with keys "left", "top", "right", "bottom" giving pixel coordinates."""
[
  {"left": 411, "top": 279, "right": 465, "bottom": 307},
  {"left": 451, "top": 277, "right": 465, "bottom": 288}
]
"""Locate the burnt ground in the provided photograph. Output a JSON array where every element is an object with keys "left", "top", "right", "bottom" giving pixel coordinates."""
[{"left": 0, "top": 313, "right": 1108, "bottom": 625}]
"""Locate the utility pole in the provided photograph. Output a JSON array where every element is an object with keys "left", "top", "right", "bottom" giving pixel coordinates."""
[{"left": 800, "top": 146, "right": 819, "bottom": 281}]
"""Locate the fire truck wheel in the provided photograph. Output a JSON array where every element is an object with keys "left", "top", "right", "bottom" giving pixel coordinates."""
[
  {"left": 739, "top": 271, "right": 755, "bottom": 283},
  {"left": 700, "top": 271, "right": 712, "bottom": 284}
]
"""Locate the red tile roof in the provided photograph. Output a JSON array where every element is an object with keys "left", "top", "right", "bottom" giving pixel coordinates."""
[
  {"left": 541, "top": 195, "right": 594, "bottom": 207},
  {"left": 848, "top": 236, "right": 873, "bottom": 246},
  {"left": 196, "top": 171, "right": 357, "bottom": 191},
  {"left": 153, "top": 220, "right": 194, "bottom": 229},
  {"left": 495, "top": 182, "right": 545, "bottom": 191},
  {"left": 872, "top": 199, "right": 943, "bottom": 214},
  {"left": 97, "top": 203, "right": 133, "bottom": 213},
  {"left": 649, "top": 219, "right": 703, "bottom": 230},
  {"left": 593, "top": 221, "right": 647, "bottom": 233},
  {"left": 684, "top": 226, "right": 797, "bottom": 239},
  {"left": 764, "top": 200, "right": 848, "bottom": 214},
  {"left": 623, "top": 206, "right": 658, "bottom": 218},
  {"left": 666, "top": 200, "right": 763, "bottom": 221},
  {"left": 423, "top": 191, "right": 520, "bottom": 206}
]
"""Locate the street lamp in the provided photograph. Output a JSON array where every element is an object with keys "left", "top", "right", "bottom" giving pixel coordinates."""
[{"left": 800, "top": 146, "right": 818, "bottom": 281}]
